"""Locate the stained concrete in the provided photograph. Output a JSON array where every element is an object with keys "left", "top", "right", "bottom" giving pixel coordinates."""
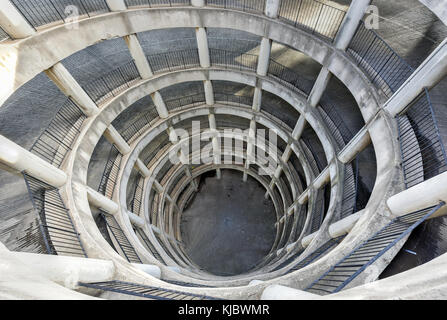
[{"left": 180, "top": 169, "right": 276, "bottom": 276}]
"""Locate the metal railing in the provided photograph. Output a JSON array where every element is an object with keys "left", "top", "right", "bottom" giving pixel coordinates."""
[
  {"left": 287, "top": 235, "right": 345, "bottom": 274},
  {"left": 165, "top": 92, "right": 206, "bottom": 112},
  {"left": 134, "top": 226, "right": 165, "bottom": 264},
  {"left": 162, "top": 280, "right": 214, "bottom": 288},
  {"left": 397, "top": 89, "right": 447, "bottom": 189},
  {"left": 278, "top": 0, "right": 346, "bottom": 42},
  {"left": 82, "top": 60, "right": 141, "bottom": 104},
  {"left": 206, "top": 0, "right": 265, "bottom": 13},
  {"left": 268, "top": 59, "right": 314, "bottom": 96},
  {"left": 98, "top": 144, "right": 122, "bottom": 199},
  {"left": 294, "top": 203, "right": 308, "bottom": 241},
  {"left": 301, "top": 138, "right": 323, "bottom": 176},
  {"left": 339, "top": 160, "right": 358, "bottom": 220},
  {"left": 119, "top": 107, "right": 159, "bottom": 144},
  {"left": 125, "top": 0, "right": 190, "bottom": 7},
  {"left": 0, "top": 26, "right": 10, "bottom": 42},
  {"left": 30, "top": 98, "right": 86, "bottom": 168},
  {"left": 210, "top": 48, "right": 258, "bottom": 72},
  {"left": 23, "top": 174, "right": 87, "bottom": 257},
  {"left": 306, "top": 202, "right": 445, "bottom": 295},
  {"left": 147, "top": 49, "right": 200, "bottom": 75},
  {"left": 11, "top": 0, "right": 109, "bottom": 29},
  {"left": 318, "top": 101, "right": 354, "bottom": 151},
  {"left": 78, "top": 280, "right": 222, "bottom": 300},
  {"left": 101, "top": 211, "right": 142, "bottom": 263},
  {"left": 130, "top": 174, "right": 144, "bottom": 215},
  {"left": 310, "top": 187, "right": 325, "bottom": 233},
  {"left": 347, "top": 21, "right": 414, "bottom": 98}
]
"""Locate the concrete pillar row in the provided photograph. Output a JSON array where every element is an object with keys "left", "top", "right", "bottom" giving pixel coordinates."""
[
  {"left": 103, "top": 125, "right": 131, "bottom": 155},
  {"left": 265, "top": 0, "right": 281, "bottom": 19},
  {"left": 0, "top": 135, "right": 67, "bottom": 188},
  {"left": 124, "top": 34, "right": 153, "bottom": 79},
  {"left": 45, "top": 63, "right": 98, "bottom": 117},
  {"left": 196, "top": 27, "right": 211, "bottom": 68},
  {"left": 0, "top": 0, "right": 35, "bottom": 39},
  {"left": 257, "top": 38, "right": 272, "bottom": 76},
  {"left": 105, "top": 0, "right": 127, "bottom": 11}
]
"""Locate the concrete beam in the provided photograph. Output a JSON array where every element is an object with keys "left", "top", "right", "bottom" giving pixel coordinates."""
[
  {"left": 45, "top": 63, "right": 98, "bottom": 116},
  {"left": 0, "top": 135, "right": 67, "bottom": 187},
  {"left": 191, "top": 0, "right": 205, "bottom": 7},
  {"left": 265, "top": 0, "right": 281, "bottom": 19},
  {"left": 385, "top": 38, "right": 447, "bottom": 116},
  {"left": 338, "top": 128, "right": 371, "bottom": 164},
  {"left": 124, "top": 34, "right": 153, "bottom": 79},
  {"left": 196, "top": 27, "right": 210, "bottom": 68},
  {"left": 104, "top": 125, "right": 131, "bottom": 155},
  {"left": 135, "top": 158, "right": 152, "bottom": 178},
  {"left": 261, "top": 285, "right": 320, "bottom": 300},
  {"left": 105, "top": 0, "right": 127, "bottom": 11},
  {"left": 128, "top": 210, "right": 145, "bottom": 228},
  {"left": 257, "top": 38, "right": 272, "bottom": 76},
  {"left": 204, "top": 80, "right": 214, "bottom": 105},
  {"left": 0, "top": 0, "right": 35, "bottom": 39},
  {"left": 86, "top": 186, "right": 119, "bottom": 214},
  {"left": 334, "top": 0, "right": 372, "bottom": 50},
  {"left": 151, "top": 91, "right": 169, "bottom": 119},
  {"left": 387, "top": 171, "right": 447, "bottom": 218}
]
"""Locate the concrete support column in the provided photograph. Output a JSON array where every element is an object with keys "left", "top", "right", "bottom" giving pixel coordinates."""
[
  {"left": 308, "top": 67, "right": 332, "bottom": 108},
  {"left": 204, "top": 80, "right": 214, "bottom": 105},
  {"left": 0, "top": 135, "right": 67, "bottom": 187},
  {"left": 338, "top": 128, "right": 371, "bottom": 164},
  {"left": 265, "top": 0, "right": 281, "bottom": 19},
  {"left": 257, "top": 38, "right": 272, "bottom": 76},
  {"left": 209, "top": 113, "right": 221, "bottom": 178},
  {"left": 128, "top": 210, "right": 145, "bottom": 228},
  {"left": 104, "top": 125, "right": 131, "bottom": 155},
  {"left": 196, "top": 27, "right": 210, "bottom": 68},
  {"left": 45, "top": 63, "right": 98, "bottom": 116},
  {"left": 86, "top": 186, "right": 119, "bottom": 214},
  {"left": 135, "top": 158, "right": 152, "bottom": 178},
  {"left": 385, "top": 38, "right": 447, "bottom": 116},
  {"left": 252, "top": 86, "right": 262, "bottom": 112},
  {"left": 0, "top": 0, "right": 35, "bottom": 38},
  {"left": 124, "top": 34, "right": 153, "bottom": 79},
  {"left": 191, "top": 0, "right": 205, "bottom": 7},
  {"left": 246, "top": 120, "right": 257, "bottom": 164},
  {"left": 334, "top": 0, "right": 372, "bottom": 50},
  {"left": 292, "top": 116, "right": 307, "bottom": 141},
  {"left": 151, "top": 91, "right": 169, "bottom": 118},
  {"left": 105, "top": 0, "right": 127, "bottom": 11}
]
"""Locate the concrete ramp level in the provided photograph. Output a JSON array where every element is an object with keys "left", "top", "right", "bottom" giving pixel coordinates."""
[
  {"left": 78, "top": 280, "right": 222, "bottom": 300},
  {"left": 306, "top": 203, "right": 445, "bottom": 295}
]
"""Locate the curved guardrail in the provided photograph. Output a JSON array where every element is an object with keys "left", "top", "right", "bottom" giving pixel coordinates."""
[{"left": 306, "top": 202, "right": 445, "bottom": 295}]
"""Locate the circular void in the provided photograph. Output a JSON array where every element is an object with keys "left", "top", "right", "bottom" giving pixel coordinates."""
[{"left": 180, "top": 169, "right": 276, "bottom": 276}]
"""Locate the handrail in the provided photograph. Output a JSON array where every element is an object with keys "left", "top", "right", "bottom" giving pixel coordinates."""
[
  {"left": 23, "top": 173, "right": 87, "bottom": 257},
  {"left": 278, "top": 0, "right": 347, "bottom": 42},
  {"left": 11, "top": 0, "right": 110, "bottom": 30},
  {"left": 82, "top": 60, "right": 141, "bottom": 105},
  {"left": 206, "top": 0, "right": 265, "bottom": 14},
  {"left": 347, "top": 20, "right": 414, "bottom": 98},
  {"left": 98, "top": 144, "right": 122, "bottom": 199},
  {"left": 125, "top": 0, "right": 191, "bottom": 8},
  {"left": 101, "top": 211, "right": 142, "bottom": 263},
  {"left": 134, "top": 225, "right": 166, "bottom": 264},
  {"left": 397, "top": 88, "right": 447, "bottom": 189},
  {"left": 30, "top": 98, "right": 86, "bottom": 168},
  {"left": 78, "top": 280, "right": 222, "bottom": 300}
]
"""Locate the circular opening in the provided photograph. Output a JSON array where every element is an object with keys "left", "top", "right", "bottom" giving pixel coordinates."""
[{"left": 180, "top": 169, "right": 277, "bottom": 276}]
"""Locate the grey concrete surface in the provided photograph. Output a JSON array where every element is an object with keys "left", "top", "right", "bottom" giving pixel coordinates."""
[{"left": 180, "top": 169, "right": 276, "bottom": 276}]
